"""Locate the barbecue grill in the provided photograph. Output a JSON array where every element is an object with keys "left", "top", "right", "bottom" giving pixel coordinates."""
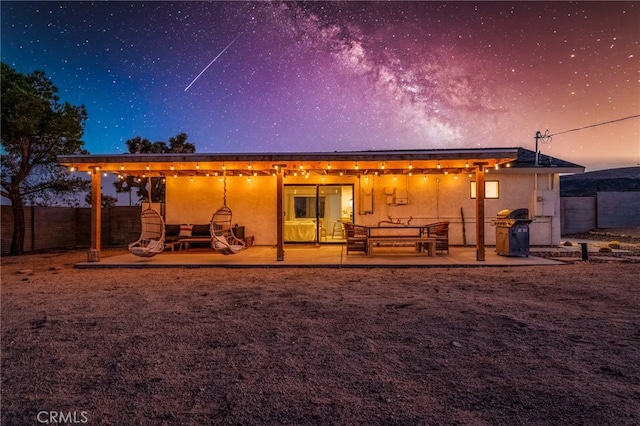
[{"left": 492, "top": 208, "right": 532, "bottom": 256}]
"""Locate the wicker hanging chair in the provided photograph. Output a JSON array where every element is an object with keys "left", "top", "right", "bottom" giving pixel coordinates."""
[
  {"left": 128, "top": 208, "right": 166, "bottom": 257},
  {"left": 210, "top": 206, "right": 245, "bottom": 255}
]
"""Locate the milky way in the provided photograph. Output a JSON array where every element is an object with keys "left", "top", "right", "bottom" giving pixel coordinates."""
[{"left": 2, "top": 1, "right": 638, "bottom": 170}]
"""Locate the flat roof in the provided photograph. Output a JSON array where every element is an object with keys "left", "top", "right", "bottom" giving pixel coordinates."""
[{"left": 57, "top": 147, "right": 583, "bottom": 175}]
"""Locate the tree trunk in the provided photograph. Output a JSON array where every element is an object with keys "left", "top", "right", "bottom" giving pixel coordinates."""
[{"left": 9, "top": 192, "right": 26, "bottom": 255}]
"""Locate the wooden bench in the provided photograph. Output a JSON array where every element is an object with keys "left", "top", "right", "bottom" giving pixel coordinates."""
[{"left": 367, "top": 237, "right": 436, "bottom": 257}]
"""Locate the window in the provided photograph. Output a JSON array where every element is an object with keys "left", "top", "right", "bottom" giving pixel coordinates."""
[{"left": 470, "top": 181, "right": 499, "bottom": 199}]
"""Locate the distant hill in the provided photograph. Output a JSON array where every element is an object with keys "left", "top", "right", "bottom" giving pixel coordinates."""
[{"left": 560, "top": 167, "right": 640, "bottom": 197}]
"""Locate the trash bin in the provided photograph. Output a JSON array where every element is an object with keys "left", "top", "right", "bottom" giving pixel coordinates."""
[{"left": 492, "top": 208, "right": 532, "bottom": 256}]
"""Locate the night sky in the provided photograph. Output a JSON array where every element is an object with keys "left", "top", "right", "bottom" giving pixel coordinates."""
[{"left": 2, "top": 1, "right": 639, "bottom": 171}]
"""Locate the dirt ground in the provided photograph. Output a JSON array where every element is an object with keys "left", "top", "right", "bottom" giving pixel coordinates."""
[{"left": 2, "top": 247, "right": 639, "bottom": 425}]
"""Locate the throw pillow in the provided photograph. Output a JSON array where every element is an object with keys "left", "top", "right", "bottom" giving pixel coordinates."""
[{"left": 179, "top": 224, "right": 193, "bottom": 237}]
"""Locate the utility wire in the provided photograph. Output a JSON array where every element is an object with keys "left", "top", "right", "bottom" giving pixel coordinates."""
[{"left": 549, "top": 114, "right": 640, "bottom": 137}]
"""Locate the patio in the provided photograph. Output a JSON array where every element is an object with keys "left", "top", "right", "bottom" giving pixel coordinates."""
[{"left": 76, "top": 245, "right": 564, "bottom": 268}]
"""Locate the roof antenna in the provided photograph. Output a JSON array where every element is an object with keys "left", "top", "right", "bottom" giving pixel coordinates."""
[{"left": 534, "top": 130, "right": 552, "bottom": 166}]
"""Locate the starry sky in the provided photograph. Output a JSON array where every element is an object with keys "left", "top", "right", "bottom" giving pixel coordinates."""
[{"left": 2, "top": 1, "right": 639, "bottom": 171}]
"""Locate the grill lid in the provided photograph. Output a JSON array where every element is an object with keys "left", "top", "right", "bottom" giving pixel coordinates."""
[{"left": 497, "top": 208, "right": 529, "bottom": 220}]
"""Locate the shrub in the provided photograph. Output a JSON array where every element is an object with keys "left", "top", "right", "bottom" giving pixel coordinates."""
[
  {"left": 608, "top": 241, "right": 621, "bottom": 249},
  {"left": 599, "top": 246, "right": 612, "bottom": 253}
]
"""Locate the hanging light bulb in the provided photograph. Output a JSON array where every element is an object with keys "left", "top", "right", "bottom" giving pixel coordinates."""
[{"left": 437, "top": 162, "right": 441, "bottom": 169}]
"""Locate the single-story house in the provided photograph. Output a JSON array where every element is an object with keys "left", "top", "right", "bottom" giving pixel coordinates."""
[{"left": 57, "top": 147, "right": 584, "bottom": 262}]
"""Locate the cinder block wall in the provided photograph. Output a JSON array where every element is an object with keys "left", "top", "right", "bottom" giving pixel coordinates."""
[
  {"left": 560, "top": 197, "right": 596, "bottom": 234},
  {"left": 597, "top": 192, "right": 640, "bottom": 228},
  {"left": 1, "top": 205, "right": 141, "bottom": 254}
]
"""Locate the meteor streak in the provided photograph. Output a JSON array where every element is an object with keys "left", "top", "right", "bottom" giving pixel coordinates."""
[{"left": 184, "top": 35, "right": 240, "bottom": 92}]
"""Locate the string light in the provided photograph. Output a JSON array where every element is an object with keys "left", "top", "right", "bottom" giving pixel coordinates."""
[{"left": 437, "top": 162, "right": 441, "bottom": 169}]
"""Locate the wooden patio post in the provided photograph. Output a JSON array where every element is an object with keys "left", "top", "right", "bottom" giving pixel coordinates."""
[
  {"left": 88, "top": 167, "right": 101, "bottom": 262},
  {"left": 474, "top": 162, "right": 488, "bottom": 261},
  {"left": 275, "top": 166, "right": 285, "bottom": 261}
]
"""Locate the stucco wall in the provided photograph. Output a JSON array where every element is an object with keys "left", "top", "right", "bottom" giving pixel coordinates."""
[
  {"left": 165, "top": 171, "right": 561, "bottom": 246},
  {"left": 165, "top": 176, "right": 277, "bottom": 245}
]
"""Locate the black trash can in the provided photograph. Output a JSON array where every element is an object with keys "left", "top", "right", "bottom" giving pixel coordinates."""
[{"left": 492, "top": 208, "right": 532, "bottom": 256}]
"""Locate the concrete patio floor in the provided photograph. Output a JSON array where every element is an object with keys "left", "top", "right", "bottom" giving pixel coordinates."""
[{"left": 76, "top": 245, "right": 566, "bottom": 268}]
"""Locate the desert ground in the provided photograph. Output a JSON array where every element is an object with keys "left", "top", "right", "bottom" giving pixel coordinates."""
[{"left": 2, "top": 243, "right": 639, "bottom": 425}]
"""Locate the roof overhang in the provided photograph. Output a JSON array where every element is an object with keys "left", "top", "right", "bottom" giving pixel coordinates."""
[{"left": 57, "top": 148, "right": 520, "bottom": 177}]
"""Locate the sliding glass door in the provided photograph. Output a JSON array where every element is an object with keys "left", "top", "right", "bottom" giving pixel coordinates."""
[{"left": 284, "top": 184, "right": 353, "bottom": 243}]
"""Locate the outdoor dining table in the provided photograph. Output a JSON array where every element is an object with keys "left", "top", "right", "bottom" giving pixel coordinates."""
[{"left": 366, "top": 225, "right": 436, "bottom": 257}]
